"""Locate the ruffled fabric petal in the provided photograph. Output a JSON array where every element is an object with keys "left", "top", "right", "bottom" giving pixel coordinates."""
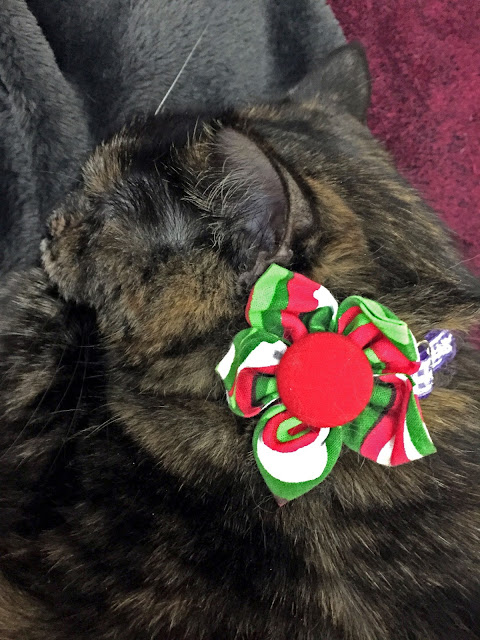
[
  {"left": 342, "top": 374, "right": 436, "bottom": 465},
  {"left": 337, "top": 296, "right": 420, "bottom": 375},
  {"left": 245, "top": 264, "right": 338, "bottom": 343},
  {"left": 215, "top": 327, "right": 285, "bottom": 417},
  {"left": 252, "top": 404, "right": 343, "bottom": 501}
]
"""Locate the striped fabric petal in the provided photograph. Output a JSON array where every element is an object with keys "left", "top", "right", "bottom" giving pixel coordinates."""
[
  {"left": 246, "top": 264, "right": 337, "bottom": 342},
  {"left": 253, "top": 404, "right": 343, "bottom": 501},
  {"left": 215, "top": 327, "right": 286, "bottom": 417},
  {"left": 343, "top": 374, "right": 436, "bottom": 466},
  {"left": 337, "top": 297, "right": 420, "bottom": 375}
]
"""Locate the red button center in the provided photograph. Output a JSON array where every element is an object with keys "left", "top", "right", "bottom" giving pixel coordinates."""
[{"left": 276, "top": 332, "right": 373, "bottom": 428}]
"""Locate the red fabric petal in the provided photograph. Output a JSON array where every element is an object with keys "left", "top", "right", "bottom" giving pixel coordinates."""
[
  {"left": 234, "top": 364, "right": 278, "bottom": 416},
  {"left": 285, "top": 273, "right": 323, "bottom": 315},
  {"left": 262, "top": 409, "right": 319, "bottom": 453},
  {"left": 347, "top": 323, "right": 420, "bottom": 375},
  {"left": 337, "top": 305, "right": 362, "bottom": 334},
  {"left": 280, "top": 311, "right": 309, "bottom": 343},
  {"left": 360, "top": 374, "right": 412, "bottom": 465}
]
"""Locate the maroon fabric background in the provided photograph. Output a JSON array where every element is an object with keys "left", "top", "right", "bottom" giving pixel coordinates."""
[{"left": 328, "top": 0, "right": 480, "bottom": 274}]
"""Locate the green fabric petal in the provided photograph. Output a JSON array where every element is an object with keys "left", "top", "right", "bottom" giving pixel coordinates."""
[
  {"left": 338, "top": 295, "right": 418, "bottom": 359},
  {"left": 247, "top": 265, "right": 292, "bottom": 336},
  {"left": 341, "top": 382, "right": 393, "bottom": 452},
  {"left": 302, "top": 305, "right": 337, "bottom": 334},
  {"left": 253, "top": 416, "right": 343, "bottom": 501}
]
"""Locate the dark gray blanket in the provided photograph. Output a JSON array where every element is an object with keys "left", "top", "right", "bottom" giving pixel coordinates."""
[{"left": 0, "top": 0, "right": 344, "bottom": 274}]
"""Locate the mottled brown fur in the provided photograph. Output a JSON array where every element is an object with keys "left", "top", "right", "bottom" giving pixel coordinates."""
[{"left": 0, "top": 44, "right": 479, "bottom": 639}]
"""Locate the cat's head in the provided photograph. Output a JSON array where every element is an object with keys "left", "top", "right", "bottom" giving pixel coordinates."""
[{"left": 41, "top": 43, "right": 478, "bottom": 397}]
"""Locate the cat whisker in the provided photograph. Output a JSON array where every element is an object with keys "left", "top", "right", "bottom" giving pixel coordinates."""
[
  {"left": 154, "top": 20, "right": 211, "bottom": 116},
  {"left": 449, "top": 253, "right": 480, "bottom": 270},
  {"left": 70, "top": 415, "right": 120, "bottom": 440}
]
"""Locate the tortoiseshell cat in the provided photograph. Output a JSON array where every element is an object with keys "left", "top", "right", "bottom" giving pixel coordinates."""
[{"left": 0, "top": 44, "right": 479, "bottom": 640}]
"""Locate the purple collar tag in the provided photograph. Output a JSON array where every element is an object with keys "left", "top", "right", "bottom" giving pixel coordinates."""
[{"left": 412, "top": 330, "right": 457, "bottom": 399}]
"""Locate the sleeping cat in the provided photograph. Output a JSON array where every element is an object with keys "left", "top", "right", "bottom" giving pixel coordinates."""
[{"left": 0, "top": 44, "right": 479, "bottom": 639}]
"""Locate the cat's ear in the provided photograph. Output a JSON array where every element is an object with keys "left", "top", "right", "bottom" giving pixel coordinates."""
[
  {"left": 212, "top": 128, "right": 291, "bottom": 285},
  {"left": 290, "top": 42, "right": 371, "bottom": 122}
]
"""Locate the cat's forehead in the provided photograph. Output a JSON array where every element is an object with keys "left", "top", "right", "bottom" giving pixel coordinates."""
[
  {"left": 80, "top": 123, "right": 216, "bottom": 256},
  {"left": 82, "top": 112, "right": 215, "bottom": 196}
]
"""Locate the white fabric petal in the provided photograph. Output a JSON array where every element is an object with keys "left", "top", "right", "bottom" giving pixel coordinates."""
[
  {"left": 216, "top": 343, "right": 236, "bottom": 380},
  {"left": 313, "top": 285, "right": 338, "bottom": 315},
  {"left": 256, "top": 427, "right": 330, "bottom": 482},
  {"left": 403, "top": 419, "right": 425, "bottom": 461},
  {"left": 376, "top": 436, "right": 395, "bottom": 466},
  {"left": 237, "top": 340, "right": 287, "bottom": 373}
]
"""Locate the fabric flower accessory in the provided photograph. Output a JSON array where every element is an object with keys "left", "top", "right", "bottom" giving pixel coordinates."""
[{"left": 216, "top": 264, "right": 441, "bottom": 502}]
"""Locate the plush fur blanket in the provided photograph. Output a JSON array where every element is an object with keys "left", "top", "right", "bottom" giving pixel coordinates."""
[{"left": 0, "top": 0, "right": 344, "bottom": 274}]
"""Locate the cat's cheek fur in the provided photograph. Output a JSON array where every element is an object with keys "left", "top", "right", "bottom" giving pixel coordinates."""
[{"left": 41, "top": 195, "right": 98, "bottom": 306}]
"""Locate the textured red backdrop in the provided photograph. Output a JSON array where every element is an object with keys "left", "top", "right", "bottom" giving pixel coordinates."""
[{"left": 328, "top": 0, "right": 480, "bottom": 274}]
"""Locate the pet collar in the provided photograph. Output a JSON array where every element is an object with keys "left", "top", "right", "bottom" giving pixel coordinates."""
[{"left": 216, "top": 264, "right": 453, "bottom": 502}]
